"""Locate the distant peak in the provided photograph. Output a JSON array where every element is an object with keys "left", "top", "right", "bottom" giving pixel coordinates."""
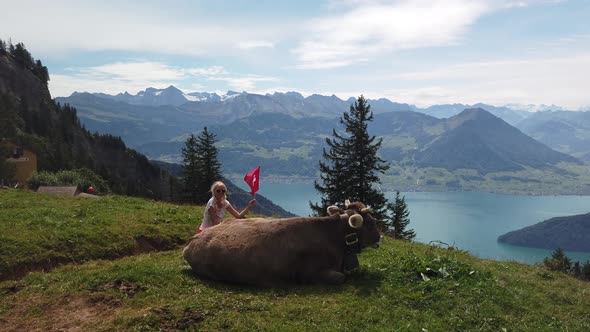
[
  {"left": 285, "top": 91, "right": 303, "bottom": 99},
  {"left": 453, "top": 108, "right": 500, "bottom": 123},
  {"left": 164, "top": 85, "right": 181, "bottom": 92}
]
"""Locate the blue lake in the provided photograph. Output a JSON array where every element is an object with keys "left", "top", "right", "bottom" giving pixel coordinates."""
[{"left": 238, "top": 181, "right": 590, "bottom": 265}]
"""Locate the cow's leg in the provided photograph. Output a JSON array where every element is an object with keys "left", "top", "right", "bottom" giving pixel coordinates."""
[{"left": 318, "top": 269, "right": 346, "bottom": 285}]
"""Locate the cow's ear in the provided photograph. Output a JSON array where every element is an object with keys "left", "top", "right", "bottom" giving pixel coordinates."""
[
  {"left": 344, "top": 199, "right": 351, "bottom": 209},
  {"left": 327, "top": 205, "right": 341, "bottom": 215},
  {"left": 348, "top": 214, "right": 364, "bottom": 229},
  {"left": 361, "top": 207, "right": 371, "bottom": 214}
]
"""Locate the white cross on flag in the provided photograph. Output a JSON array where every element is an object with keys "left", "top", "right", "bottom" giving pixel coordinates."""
[{"left": 244, "top": 166, "right": 260, "bottom": 196}]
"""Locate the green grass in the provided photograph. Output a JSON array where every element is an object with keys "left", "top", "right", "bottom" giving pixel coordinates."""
[
  {"left": 1, "top": 190, "right": 590, "bottom": 331},
  {"left": 0, "top": 190, "right": 202, "bottom": 280}
]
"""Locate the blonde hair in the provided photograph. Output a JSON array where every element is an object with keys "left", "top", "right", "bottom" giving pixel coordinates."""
[{"left": 210, "top": 181, "right": 226, "bottom": 195}]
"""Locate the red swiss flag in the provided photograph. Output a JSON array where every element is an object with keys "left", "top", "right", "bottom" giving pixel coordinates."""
[{"left": 244, "top": 166, "right": 260, "bottom": 196}]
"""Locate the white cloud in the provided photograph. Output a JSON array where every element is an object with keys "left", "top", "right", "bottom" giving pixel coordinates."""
[
  {"left": 0, "top": 1, "right": 285, "bottom": 57},
  {"left": 49, "top": 61, "right": 279, "bottom": 97},
  {"left": 237, "top": 41, "right": 275, "bottom": 50},
  {"left": 209, "top": 75, "right": 280, "bottom": 91},
  {"left": 49, "top": 61, "right": 187, "bottom": 96},
  {"left": 73, "top": 62, "right": 186, "bottom": 82},
  {"left": 294, "top": 0, "right": 493, "bottom": 69},
  {"left": 187, "top": 66, "right": 228, "bottom": 76},
  {"left": 384, "top": 54, "right": 590, "bottom": 108}
]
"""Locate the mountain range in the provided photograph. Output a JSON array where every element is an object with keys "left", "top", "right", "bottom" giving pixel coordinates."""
[
  {"left": 515, "top": 110, "right": 590, "bottom": 161},
  {"left": 0, "top": 47, "right": 292, "bottom": 217},
  {"left": 56, "top": 86, "right": 590, "bottom": 195},
  {"left": 61, "top": 86, "right": 533, "bottom": 125}
]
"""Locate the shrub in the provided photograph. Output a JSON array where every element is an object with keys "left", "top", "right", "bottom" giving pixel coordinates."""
[{"left": 543, "top": 248, "right": 572, "bottom": 273}]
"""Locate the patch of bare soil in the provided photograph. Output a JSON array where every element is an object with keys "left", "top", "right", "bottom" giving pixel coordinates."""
[
  {"left": 0, "top": 294, "right": 122, "bottom": 332},
  {"left": 0, "top": 278, "right": 155, "bottom": 331},
  {"left": 139, "top": 306, "right": 206, "bottom": 331},
  {"left": 100, "top": 279, "right": 147, "bottom": 297}
]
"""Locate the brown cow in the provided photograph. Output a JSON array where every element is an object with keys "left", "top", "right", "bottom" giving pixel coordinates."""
[{"left": 182, "top": 201, "right": 382, "bottom": 286}]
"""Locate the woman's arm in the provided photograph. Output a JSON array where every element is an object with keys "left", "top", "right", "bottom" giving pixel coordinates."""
[{"left": 227, "top": 199, "right": 256, "bottom": 219}]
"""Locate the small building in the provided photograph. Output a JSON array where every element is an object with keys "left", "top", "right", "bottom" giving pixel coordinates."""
[
  {"left": 3, "top": 141, "right": 38, "bottom": 185},
  {"left": 37, "top": 186, "right": 80, "bottom": 196}
]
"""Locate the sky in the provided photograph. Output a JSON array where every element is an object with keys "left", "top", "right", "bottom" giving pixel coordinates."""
[{"left": 2, "top": 0, "right": 590, "bottom": 109}]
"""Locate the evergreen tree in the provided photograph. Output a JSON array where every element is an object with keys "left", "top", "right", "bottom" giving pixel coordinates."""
[
  {"left": 310, "top": 95, "right": 390, "bottom": 225},
  {"left": 571, "top": 261, "right": 581, "bottom": 278},
  {"left": 0, "top": 94, "right": 20, "bottom": 137},
  {"left": 182, "top": 133, "right": 200, "bottom": 203},
  {"left": 0, "top": 39, "right": 6, "bottom": 54},
  {"left": 543, "top": 247, "right": 572, "bottom": 273},
  {"left": 582, "top": 261, "right": 590, "bottom": 281},
  {"left": 194, "top": 127, "right": 222, "bottom": 203},
  {"left": 0, "top": 143, "right": 15, "bottom": 185},
  {"left": 10, "top": 42, "right": 34, "bottom": 70},
  {"left": 32, "top": 59, "right": 49, "bottom": 85},
  {"left": 386, "top": 191, "right": 416, "bottom": 240}
]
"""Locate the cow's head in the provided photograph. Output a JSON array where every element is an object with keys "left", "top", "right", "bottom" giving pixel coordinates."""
[{"left": 327, "top": 201, "right": 381, "bottom": 248}]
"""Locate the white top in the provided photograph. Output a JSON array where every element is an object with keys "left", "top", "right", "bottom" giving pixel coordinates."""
[{"left": 200, "top": 197, "right": 232, "bottom": 231}]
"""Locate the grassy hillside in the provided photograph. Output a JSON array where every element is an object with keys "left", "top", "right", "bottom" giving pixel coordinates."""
[
  {"left": 0, "top": 189, "right": 202, "bottom": 280},
  {"left": 1, "top": 190, "right": 590, "bottom": 331}
]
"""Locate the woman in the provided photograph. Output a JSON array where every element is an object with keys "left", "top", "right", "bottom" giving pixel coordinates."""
[{"left": 198, "top": 181, "right": 256, "bottom": 233}]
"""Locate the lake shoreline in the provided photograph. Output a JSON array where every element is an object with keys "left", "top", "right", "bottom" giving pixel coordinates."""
[
  {"left": 234, "top": 181, "right": 590, "bottom": 265},
  {"left": 229, "top": 174, "right": 590, "bottom": 197}
]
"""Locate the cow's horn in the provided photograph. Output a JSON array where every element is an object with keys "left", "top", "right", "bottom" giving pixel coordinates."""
[
  {"left": 361, "top": 207, "right": 371, "bottom": 214},
  {"left": 348, "top": 214, "right": 363, "bottom": 229},
  {"left": 327, "top": 205, "right": 340, "bottom": 216}
]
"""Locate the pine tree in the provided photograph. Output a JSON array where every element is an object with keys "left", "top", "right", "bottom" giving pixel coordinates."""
[
  {"left": 182, "top": 133, "right": 200, "bottom": 203},
  {"left": 10, "top": 42, "right": 34, "bottom": 70},
  {"left": 0, "top": 143, "right": 16, "bottom": 185},
  {"left": 194, "top": 127, "right": 222, "bottom": 203},
  {"left": 386, "top": 191, "right": 416, "bottom": 240},
  {"left": 310, "top": 95, "right": 390, "bottom": 225},
  {"left": 581, "top": 261, "right": 590, "bottom": 281},
  {"left": 0, "top": 39, "right": 6, "bottom": 55},
  {"left": 32, "top": 59, "right": 49, "bottom": 85},
  {"left": 543, "top": 247, "right": 572, "bottom": 273}
]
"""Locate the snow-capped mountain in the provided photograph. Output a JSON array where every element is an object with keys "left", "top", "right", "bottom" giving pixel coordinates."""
[
  {"left": 503, "top": 103, "right": 568, "bottom": 113},
  {"left": 89, "top": 86, "right": 249, "bottom": 106},
  {"left": 106, "top": 86, "right": 187, "bottom": 106}
]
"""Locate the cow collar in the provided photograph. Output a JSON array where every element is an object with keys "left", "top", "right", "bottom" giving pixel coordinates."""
[
  {"left": 343, "top": 231, "right": 361, "bottom": 273},
  {"left": 340, "top": 214, "right": 362, "bottom": 274},
  {"left": 345, "top": 228, "right": 362, "bottom": 254},
  {"left": 339, "top": 213, "right": 362, "bottom": 254}
]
